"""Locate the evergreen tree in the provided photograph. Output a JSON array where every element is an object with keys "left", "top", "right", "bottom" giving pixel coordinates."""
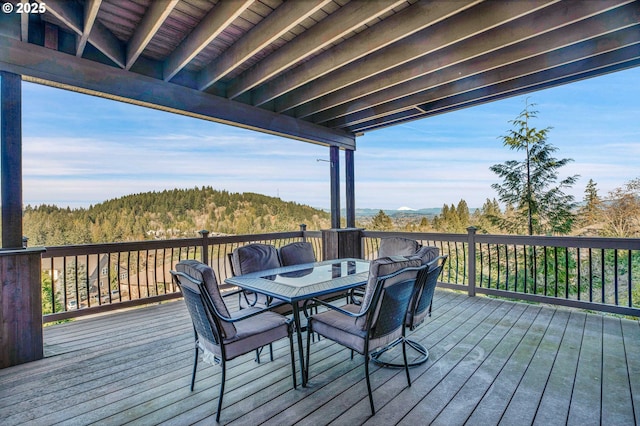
[
  {"left": 579, "top": 178, "right": 602, "bottom": 227},
  {"left": 370, "top": 210, "right": 393, "bottom": 230},
  {"left": 490, "top": 100, "right": 578, "bottom": 235}
]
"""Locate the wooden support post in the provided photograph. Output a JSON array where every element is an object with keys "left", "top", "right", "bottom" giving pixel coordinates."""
[
  {"left": 0, "top": 248, "right": 46, "bottom": 368},
  {"left": 345, "top": 149, "right": 355, "bottom": 228},
  {"left": 1, "top": 71, "right": 23, "bottom": 249},
  {"left": 467, "top": 226, "right": 477, "bottom": 297},
  {"left": 199, "top": 230, "right": 209, "bottom": 265},
  {"left": 329, "top": 146, "right": 340, "bottom": 229},
  {"left": 322, "top": 228, "right": 363, "bottom": 261}
]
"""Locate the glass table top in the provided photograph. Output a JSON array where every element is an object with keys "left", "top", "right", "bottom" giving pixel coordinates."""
[{"left": 224, "top": 258, "right": 370, "bottom": 302}]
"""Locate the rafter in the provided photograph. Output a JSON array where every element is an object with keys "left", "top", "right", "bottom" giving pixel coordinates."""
[
  {"left": 276, "top": 0, "right": 557, "bottom": 114},
  {"left": 250, "top": 0, "right": 482, "bottom": 107},
  {"left": 76, "top": 0, "right": 101, "bottom": 57},
  {"left": 226, "top": 0, "right": 406, "bottom": 99},
  {"left": 306, "top": 0, "right": 639, "bottom": 125},
  {"left": 0, "top": 33, "right": 354, "bottom": 148},
  {"left": 126, "top": 0, "right": 179, "bottom": 70},
  {"left": 197, "top": 0, "right": 333, "bottom": 91},
  {"left": 163, "top": 0, "right": 254, "bottom": 82},
  {"left": 40, "top": 0, "right": 125, "bottom": 68},
  {"left": 335, "top": 30, "right": 640, "bottom": 132}
]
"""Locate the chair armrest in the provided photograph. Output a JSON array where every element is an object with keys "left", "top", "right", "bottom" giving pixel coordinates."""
[{"left": 302, "top": 297, "right": 366, "bottom": 320}]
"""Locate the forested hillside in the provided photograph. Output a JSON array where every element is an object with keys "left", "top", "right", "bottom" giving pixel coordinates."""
[{"left": 23, "top": 187, "right": 331, "bottom": 246}]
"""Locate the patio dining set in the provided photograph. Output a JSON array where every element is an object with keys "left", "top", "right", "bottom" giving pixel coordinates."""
[{"left": 170, "top": 237, "right": 447, "bottom": 422}]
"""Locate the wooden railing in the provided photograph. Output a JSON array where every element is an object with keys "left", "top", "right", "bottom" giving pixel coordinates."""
[
  {"left": 363, "top": 229, "right": 640, "bottom": 317},
  {"left": 41, "top": 226, "right": 322, "bottom": 322},
  {"left": 40, "top": 227, "right": 639, "bottom": 321}
]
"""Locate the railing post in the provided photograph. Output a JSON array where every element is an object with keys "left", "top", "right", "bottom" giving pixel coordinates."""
[
  {"left": 199, "top": 230, "right": 209, "bottom": 265},
  {"left": 467, "top": 226, "right": 477, "bottom": 297},
  {"left": 299, "top": 224, "right": 307, "bottom": 241}
]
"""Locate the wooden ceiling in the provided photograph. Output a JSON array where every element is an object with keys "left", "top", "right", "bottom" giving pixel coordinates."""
[{"left": 1, "top": 0, "right": 639, "bottom": 149}]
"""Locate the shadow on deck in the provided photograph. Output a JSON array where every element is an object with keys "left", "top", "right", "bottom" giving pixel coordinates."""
[{"left": 0, "top": 290, "right": 638, "bottom": 425}]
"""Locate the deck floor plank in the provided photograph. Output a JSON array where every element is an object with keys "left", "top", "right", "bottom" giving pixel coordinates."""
[{"left": 0, "top": 290, "right": 637, "bottom": 425}]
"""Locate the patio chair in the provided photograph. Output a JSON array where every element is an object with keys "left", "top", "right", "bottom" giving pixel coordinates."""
[
  {"left": 171, "top": 260, "right": 296, "bottom": 423},
  {"left": 304, "top": 257, "right": 426, "bottom": 415},
  {"left": 230, "top": 243, "right": 285, "bottom": 310},
  {"left": 371, "top": 255, "right": 448, "bottom": 368},
  {"left": 279, "top": 241, "right": 316, "bottom": 266},
  {"left": 378, "top": 236, "right": 421, "bottom": 258}
]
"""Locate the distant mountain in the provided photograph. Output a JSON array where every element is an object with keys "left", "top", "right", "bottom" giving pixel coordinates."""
[{"left": 347, "top": 208, "right": 442, "bottom": 218}]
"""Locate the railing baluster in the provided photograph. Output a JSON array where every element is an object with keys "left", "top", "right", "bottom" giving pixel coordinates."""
[
  {"left": 614, "top": 249, "right": 619, "bottom": 306},
  {"left": 601, "top": 249, "right": 605, "bottom": 304}
]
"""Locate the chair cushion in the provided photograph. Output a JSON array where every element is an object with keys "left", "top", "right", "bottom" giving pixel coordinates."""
[
  {"left": 199, "top": 310, "right": 290, "bottom": 360},
  {"left": 279, "top": 241, "right": 316, "bottom": 266},
  {"left": 232, "top": 243, "right": 281, "bottom": 275},
  {"left": 378, "top": 237, "right": 421, "bottom": 258},
  {"left": 407, "top": 246, "right": 439, "bottom": 265},
  {"left": 176, "top": 260, "right": 236, "bottom": 339},
  {"left": 311, "top": 304, "right": 403, "bottom": 354}
]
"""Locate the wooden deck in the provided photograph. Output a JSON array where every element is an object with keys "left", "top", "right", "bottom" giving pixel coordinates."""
[{"left": 1, "top": 290, "right": 638, "bottom": 425}]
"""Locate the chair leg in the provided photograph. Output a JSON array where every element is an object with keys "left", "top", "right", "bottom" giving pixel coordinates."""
[
  {"left": 402, "top": 339, "right": 412, "bottom": 387},
  {"left": 190, "top": 345, "right": 199, "bottom": 391},
  {"left": 289, "top": 328, "right": 297, "bottom": 389},
  {"left": 216, "top": 359, "right": 226, "bottom": 423},
  {"left": 305, "top": 321, "right": 313, "bottom": 385},
  {"left": 269, "top": 343, "right": 274, "bottom": 362},
  {"left": 364, "top": 354, "right": 375, "bottom": 415}
]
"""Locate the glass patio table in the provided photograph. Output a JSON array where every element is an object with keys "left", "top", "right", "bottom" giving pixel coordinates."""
[{"left": 225, "top": 258, "right": 370, "bottom": 387}]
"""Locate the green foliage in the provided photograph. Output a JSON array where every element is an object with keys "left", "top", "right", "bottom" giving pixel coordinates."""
[
  {"left": 23, "top": 187, "right": 331, "bottom": 246},
  {"left": 490, "top": 100, "right": 578, "bottom": 235},
  {"left": 370, "top": 210, "right": 393, "bottom": 230},
  {"left": 41, "top": 272, "right": 63, "bottom": 315}
]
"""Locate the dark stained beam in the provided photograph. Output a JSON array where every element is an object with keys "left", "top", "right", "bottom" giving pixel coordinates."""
[
  {"left": 226, "top": 0, "right": 406, "bottom": 99},
  {"left": 251, "top": 0, "right": 481, "bottom": 107},
  {"left": 76, "top": 0, "right": 101, "bottom": 58},
  {"left": 353, "top": 46, "right": 640, "bottom": 133},
  {"left": 275, "top": 0, "right": 557, "bottom": 114},
  {"left": 163, "top": 0, "right": 254, "bottom": 82},
  {"left": 126, "top": 0, "right": 179, "bottom": 70},
  {"left": 40, "top": 0, "right": 125, "bottom": 68},
  {"left": 329, "top": 26, "right": 640, "bottom": 131},
  {"left": 308, "top": 1, "right": 640, "bottom": 125},
  {"left": 0, "top": 71, "right": 23, "bottom": 249},
  {"left": 0, "top": 34, "right": 354, "bottom": 149},
  {"left": 198, "top": 0, "right": 333, "bottom": 91}
]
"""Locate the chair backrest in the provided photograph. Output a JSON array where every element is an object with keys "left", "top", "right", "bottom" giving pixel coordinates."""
[
  {"left": 408, "top": 245, "right": 440, "bottom": 265},
  {"left": 378, "top": 237, "right": 421, "bottom": 258},
  {"left": 279, "top": 241, "right": 316, "bottom": 266},
  {"left": 406, "top": 255, "right": 448, "bottom": 329},
  {"left": 357, "top": 256, "right": 422, "bottom": 330},
  {"left": 175, "top": 259, "right": 236, "bottom": 339},
  {"left": 231, "top": 243, "right": 281, "bottom": 275},
  {"left": 171, "top": 267, "right": 223, "bottom": 348}
]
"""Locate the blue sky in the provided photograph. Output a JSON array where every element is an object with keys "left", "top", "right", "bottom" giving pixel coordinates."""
[{"left": 20, "top": 66, "right": 639, "bottom": 211}]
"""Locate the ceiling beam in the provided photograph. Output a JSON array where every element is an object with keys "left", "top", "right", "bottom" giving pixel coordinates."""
[
  {"left": 277, "top": 0, "right": 559, "bottom": 114},
  {"left": 20, "top": 1, "right": 29, "bottom": 42},
  {"left": 226, "top": 0, "right": 407, "bottom": 99},
  {"left": 346, "top": 38, "right": 640, "bottom": 133},
  {"left": 358, "top": 53, "right": 640, "bottom": 134},
  {"left": 198, "top": 0, "right": 333, "bottom": 91},
  {"left": 76, "top": 0, "right": 101, "bottom": 57},
  {"left": 0, "top": 34, "right": 354, "bottom": 149},
  {"left": 308, "top": 0, "right": 639, "bottom": 125},
  {"left": 126, "top": 0, "right": 179, "bottom": 70},
  {"left": 163, "top": 0, "right": 254, "bottom": 82},
  {"left": 250, "top": 0, "right": 482, "bottom": 107},
  {"left": 40, "top": 0, "right": 125, "bottom": 68}
]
